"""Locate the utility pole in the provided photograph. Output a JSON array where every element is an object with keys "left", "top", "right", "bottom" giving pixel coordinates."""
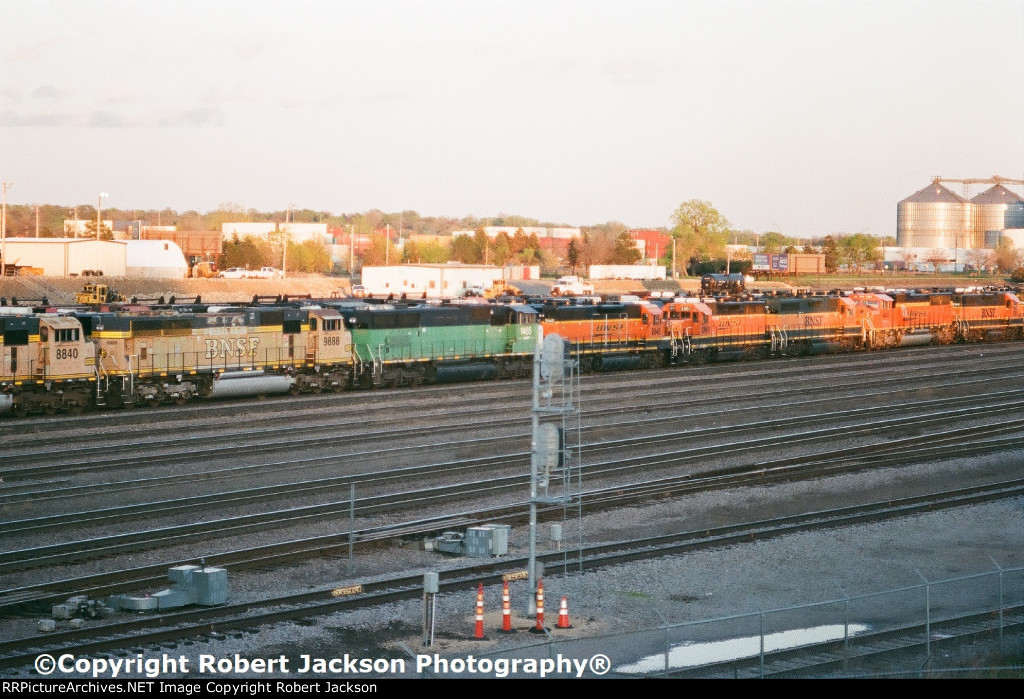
[
  {"left": 97, "top": 192, "right": 108, "bottom": 240},
  {"left": 1, "top": 182, "right": 11, "bottom": 277},
  {"left": 349, "top": 224, "right": 355, "bottom": 274},
  {"left": 35, "top": 206, "right": 40, "bottom": 238}
]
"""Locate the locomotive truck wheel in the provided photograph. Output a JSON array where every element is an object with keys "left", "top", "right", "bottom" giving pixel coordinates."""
[
  {"left": 288, "top": 384, "right": 301, "bottom": 396},
  {"left": 310, "top": 383, "right": 323, "bottom": 394},
  {"left": 67, "top": 403, "right": 85, "bottom": 416},
  {"left": 11, "top": 403, "right": 28, "bottom": 418},
  {"left": 147, "top": 397, "right": 162, "bottom": 408},
  {"left": 43, "top": 404, "right": 57, "bottom": 416}
]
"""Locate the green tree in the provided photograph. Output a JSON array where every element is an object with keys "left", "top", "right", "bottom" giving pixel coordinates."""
[
  {"left": 451, "top": 233, "right": 481, "bottom": 263},
  {"left": 223, "top": 234, "right": 275, "bottom": 269},
  {"left": 491, "top": 231, "right": 512, "bottom": 266},
  {"left": 837, "top": 233, "right": 881, "bottom": 272},
  {"left": 510, "top": 228, "right": 529, "bottom": 255},
  {"left": 761, "top": 232, "right": 785, "bottom": 254},
  {"left": 402, "top": 239, "right": 423, "bottom": 264},
  {"left": 821, "top": 236, "right": 840, "bottom": 273},
  {"left": 992, "top": 238, "right": 1021, "bottom": 273},
  {"left": 611, "top": 231, "right": 642, "bottom": 264},
  {"left": 362, "top": 233, "right": 399, "bottom": 266},
  {"left": 474, "top": 229, "right": 491, "bottom": 264},
  {"left": 287, "top": 240, "right": 331, "bottom": 273},
  {"left": 567, "top": 237, "right": 582, "bottom": 275},
  {"left": 670, "top": 200, "right": 730, "bottom": 276},
  {"left": 419, "top": 240, "right": 451, "bottom": 264}
]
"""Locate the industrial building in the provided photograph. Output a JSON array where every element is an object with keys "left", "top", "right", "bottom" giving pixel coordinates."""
[
  {"left": 361, "top": 263, "right": 540, "bottom": 298},
  {"left": 897, "top": 176, "right": 1024, "bottom": 249},
  {"left": 0, "top": 238, "right": 189, "bottom": 277}
]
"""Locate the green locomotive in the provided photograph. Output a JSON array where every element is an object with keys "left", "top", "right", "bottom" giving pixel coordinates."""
[{"left": 338, "top": 302, "right": 540, "bottom": 388}]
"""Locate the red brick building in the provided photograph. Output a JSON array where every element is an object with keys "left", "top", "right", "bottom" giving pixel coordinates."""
[{"left": 630, "top": 229, "right": 671, "bottom": 262}]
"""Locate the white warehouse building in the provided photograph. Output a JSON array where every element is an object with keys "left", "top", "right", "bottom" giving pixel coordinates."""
[
  {"left": 1, "top": 238, "right": 189, "bottom": 278},
  {"left": 361, "top": 264, "right": 538, "bottom": 298}
]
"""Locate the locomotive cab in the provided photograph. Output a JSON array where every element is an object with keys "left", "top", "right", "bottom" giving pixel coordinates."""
[
  {"left": 38, "top": 316, "right": 96, "bottom": 380},
  {"left": 306, "top": 308, "right": 352, "bottom": 365},
  {"left": 3, "top": 315, "right": 95, "bottom": 416}
]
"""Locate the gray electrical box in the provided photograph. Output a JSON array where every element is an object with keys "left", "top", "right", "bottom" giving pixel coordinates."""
[
  {"left": 465, "top": 524, "right": 511, "bottom": 558},
  {"left": 193, "top": 567, "right": 228, "bottom": 606},
  {"left": 435, "top": 531, "right": 465, "bottom": 555}
]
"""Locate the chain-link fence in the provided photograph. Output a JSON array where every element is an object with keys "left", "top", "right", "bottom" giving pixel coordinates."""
[{"left": 469, "top": 566, "right": 1024, "bottom": 678}]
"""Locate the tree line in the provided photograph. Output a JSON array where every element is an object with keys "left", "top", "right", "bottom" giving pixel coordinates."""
[{"left": 6, "top": 199, "right": 1011, "bottom": 277}]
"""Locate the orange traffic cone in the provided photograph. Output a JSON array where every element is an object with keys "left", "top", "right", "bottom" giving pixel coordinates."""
[
  {"left": 473, "top": 583, "right": 485, "bottom": 640},
  {"left": 555, "top": 596, "right": 572, "bottom": 629},
  {"left": 530, "top": 579, "right": 545, "bottom": 633},
  {"left": 500, "top": 580, "right": 514, "bottom": 633}
]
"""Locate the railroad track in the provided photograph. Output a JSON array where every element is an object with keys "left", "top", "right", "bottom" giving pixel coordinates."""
[
  {"left": 4, "top": 384, "right": 1024, "bottom": 538},
  {"left": 3, "top": 341, "right": 1022, "bottom": 455},
  {"left": 4, "top": 356, "right": 1023, "bottom": 488},
  {"left": 2, "top": 418, "right": 1022, "bottom": 615},
  {"left": 0, "top": 477, "right": 1020, "bottom": 673}
]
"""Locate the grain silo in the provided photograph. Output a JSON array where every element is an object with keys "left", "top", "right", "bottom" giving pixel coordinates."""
[
  {"left": 897, "top": 179, "right": 975, "bottom": 248},
  {"left": 971, "top": 185, "right": 1024, "bottom": 247}
]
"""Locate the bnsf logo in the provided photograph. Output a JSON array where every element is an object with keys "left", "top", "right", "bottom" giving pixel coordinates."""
[
  {"left": 803, "top": 316, "right": 823, "bottom": 328},
  {"left": 981, "top": 308, "right": 996, "bottom": 318},
  {"left": 205, "top": 337, "right": 261, "bottom": 359}
]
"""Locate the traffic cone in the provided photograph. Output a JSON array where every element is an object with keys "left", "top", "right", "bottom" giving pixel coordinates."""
[
  {"left": 474, "top": 583, "right": 485, "bottom": 640},
  {"left": 555, "top": 596, "right": 572, "bottom": 629},
  {"left": 530, "top": 579, "right": 546, "bottom": 633},
  {"left": 500, "top": 580, "right": 514, "bottom": 633}
]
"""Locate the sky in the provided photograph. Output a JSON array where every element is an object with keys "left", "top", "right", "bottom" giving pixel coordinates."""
[{"left": 1, "top": 0, "right": 1022, "bottom": 238}]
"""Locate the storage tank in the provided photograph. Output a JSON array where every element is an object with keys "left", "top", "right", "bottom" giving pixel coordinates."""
[
  {"left": 897, "top": 180, "right": 975, "bottom": 249},
  {"left": 971, "top": 185, "right": 1024, "bottom": 246}
]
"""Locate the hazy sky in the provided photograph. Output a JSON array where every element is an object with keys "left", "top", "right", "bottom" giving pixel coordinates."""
[{"left": 2, "top": 0, "right": 1022, "bottom": 238}]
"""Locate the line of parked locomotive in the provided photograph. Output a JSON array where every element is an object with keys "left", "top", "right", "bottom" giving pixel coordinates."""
[{"left": 1, "top": 286, "right": 1022, "bottom": 417}]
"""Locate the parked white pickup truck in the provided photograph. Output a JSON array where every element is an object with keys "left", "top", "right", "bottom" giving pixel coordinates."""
[{"left": 550, "top": 275, "right": 594, "bottom": 296}]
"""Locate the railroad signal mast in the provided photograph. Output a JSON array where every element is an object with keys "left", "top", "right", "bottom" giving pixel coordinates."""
[{"left": 528, "top": 332, "right": 582, "bottom": 612}]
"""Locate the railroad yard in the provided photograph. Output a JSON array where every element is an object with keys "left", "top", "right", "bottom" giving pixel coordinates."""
[{"left": 1, "top": 340, "right": 1023, "bottom": 678}]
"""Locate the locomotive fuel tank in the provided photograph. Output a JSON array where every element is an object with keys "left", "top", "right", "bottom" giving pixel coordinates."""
[
  {"left": 206, "top": 370, "right": 296, "bottom": 398},
  {"left": 898, "top": 331, "right": 933, "bottom": 347}
]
